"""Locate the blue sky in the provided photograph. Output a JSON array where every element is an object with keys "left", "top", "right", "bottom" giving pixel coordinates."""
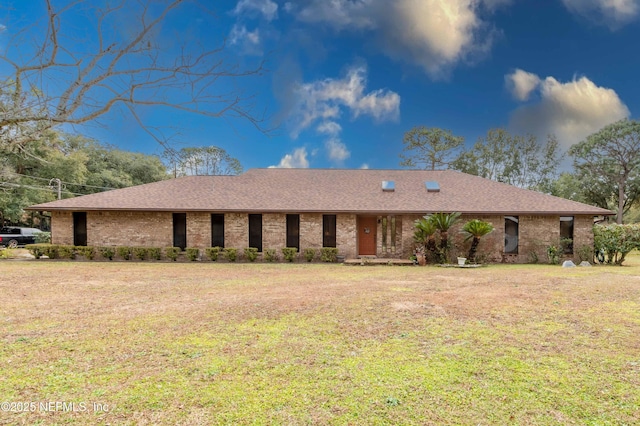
[{"left": 3, "top": 0, "right": 640, "bottom": 171}]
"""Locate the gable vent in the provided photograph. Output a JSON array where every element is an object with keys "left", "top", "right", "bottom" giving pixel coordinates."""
[
  {"left": 382, "top": 181, "right": 395, "bottom": 192},
  {"left": 425, "top": 181, "right": 440, "bottom": 192}
]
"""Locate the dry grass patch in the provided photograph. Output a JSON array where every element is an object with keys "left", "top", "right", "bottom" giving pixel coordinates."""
[{"left": 1, "top": 257, "right": 639, "bottom": 425}]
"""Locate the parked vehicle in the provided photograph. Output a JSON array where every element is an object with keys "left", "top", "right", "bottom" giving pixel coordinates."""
[{"left": 0, "top": 227, "right": 43, "bottom": 248}]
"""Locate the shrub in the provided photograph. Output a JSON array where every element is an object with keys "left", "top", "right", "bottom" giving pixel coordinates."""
[
  {"left": 34, "top": 231, "right": 51, "bottom": 244},
  {"left": 117, "top": 246, "right": 132, "bottom": 260},
  {"left": 594, "top": 223, "right": 640, "bottom": 265},
  {"left": 205, "top": 247, "right": 221, "bottom": 261},
  {"left": 264, "top": 248, "right": 277, "bottom": 262},
  {"left": 320, "top": 247, "right": 338, "bottom": 262},
  {"left": 560, "top": 237, "right": 573, "bottom": 255},
  {"left": 0, "top": 248, "right": 9, "bottom": 259},
  {"left": 186, "top": 247, "right": 200, "bottom": 261},
  {"left": 148, "top": 247, "right": 162, "bottom": 260},
  {"left": 100, "top": 247, "right": 115, "bottom": 260},
  {"left": 165, "top": 247, "right": 180, "bottom": 261},
  {"left": 44, "top": 245, "right": 59, "bottom": 259},
  {"left": 244, "top": 247, "right": 258, "bottom": 262},
  {"left": 58, "top": 245, "right": 76, "bottom": 260},
  {"left": 224, "top": 248, "right": 238, "bottom": 262},
  {"left": 546, "top": 245, "right": 561, "bottom": 265},
  {"left": 282, "top": 247, "right": 297, "bottom": 262},
  {"left": 76, "top": 246, "right": 95, "bottom": 260},
  {"left": 133, "top": 247, "right": 148, "bottom": 261},
  {"left": 26, "top": 244, "right": 47, "bottom": 259},
  {"left": 577, "top": 245, "right": 593, "bottom": 263},
  {"left": 303, "top": 248, "right": 316, "bottom": 262}
]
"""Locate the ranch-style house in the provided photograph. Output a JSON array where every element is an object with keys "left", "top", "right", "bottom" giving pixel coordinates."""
[{"left": 27, "top": 169, "right": 613, "bottom": 263}]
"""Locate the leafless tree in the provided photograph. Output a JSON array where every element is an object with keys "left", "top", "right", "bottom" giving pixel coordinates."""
[{"left": 0, "top": 0, "right": 267, "bottom": 152}]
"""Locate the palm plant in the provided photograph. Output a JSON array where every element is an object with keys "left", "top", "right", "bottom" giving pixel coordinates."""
[
  {"left": 462, "top": 219, "right": 494, "bottom": 263},
  {"left": 428, "top": 212, "right": 461, "bottom": 263},
  {"left": 413, "top": 217, "right": 437, "bottom": 256}
]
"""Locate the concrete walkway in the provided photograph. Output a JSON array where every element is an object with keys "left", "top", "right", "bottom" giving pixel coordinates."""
[{"left": 344, "top": 258, "right": 415, "bottom": 266}]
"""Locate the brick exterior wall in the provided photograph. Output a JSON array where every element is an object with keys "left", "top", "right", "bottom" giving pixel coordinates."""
[
  {"left": 88, "top": 211, "right": 173, "bottom": 247},
  {"left": 300, "top": 213, "right": 322, "bottom": 249},
  {"left": 336, "top": 214, "right": 357, "bottom": 259},
  {"left": 225, "top": 213, "right": 247, "bottom": 248},
  {"left": 49, "top": 210, "right": 596, "bottom": 263},
  {"left": 186, "top": 212, "right": 211, "bottom": 248},
  {"left": 51, "top": 211, "right": 73, "bottom": 245},
  {"left": 263, "top": 213, "right": 286, "bottom": 249}
]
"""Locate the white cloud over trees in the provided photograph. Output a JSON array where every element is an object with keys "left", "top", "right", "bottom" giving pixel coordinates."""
[
  {"left": 505, "top": 69, "right": 542, "bottom": 101},
  {"left": 270, "top": 147, "right": 310, "bottom": 168},
  {"left": 507, "top": 70, "right": 630, "bottom": 148}
]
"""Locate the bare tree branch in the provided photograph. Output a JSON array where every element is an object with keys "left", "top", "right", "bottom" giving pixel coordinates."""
[{"left": 0, "top": 0, "right": 269, "bottom": 150}]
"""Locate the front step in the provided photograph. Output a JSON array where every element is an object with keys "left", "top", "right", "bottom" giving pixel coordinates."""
[{"left": 344, "top": 258, "right": 414, "bottom": 266}]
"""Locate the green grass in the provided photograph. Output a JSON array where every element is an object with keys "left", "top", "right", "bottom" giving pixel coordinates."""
[{"left": 0, "top": 257, "right": 639, "bottom": 424}]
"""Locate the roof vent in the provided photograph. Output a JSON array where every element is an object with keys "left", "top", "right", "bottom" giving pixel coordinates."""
[
  {"left": 382, "top": 180, "right": 395, "bottom": 192},
  {"left": 425, "top": 181, "right": 440, "bottom": 192}
]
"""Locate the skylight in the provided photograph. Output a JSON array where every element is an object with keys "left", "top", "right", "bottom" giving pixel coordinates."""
[
  {"left": 425, "top": 181, "right": 440, "bottom": 192},
  {"left": 382, "top": 181, "right": 395, "bottom": 191}
]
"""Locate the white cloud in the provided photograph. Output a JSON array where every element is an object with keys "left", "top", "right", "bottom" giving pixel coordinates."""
[
  {"left": 270, "top": 148, "right": 309, "bottom": 168},
  {"left": 291, "top": 0, "right": 506, "bottom": 78},
  {"left": 317, "top": 121, "right": 342, "bottom": 136},
  {"left": 229, "top": 24, "right": 260, "bottom": 45},
  {"left": 292, "top": 65, "right": 400, "bottom": 137},
  {"left": 508, "top": 71, "right": 630, "bottom": 148},
  {"left": 232, "top": 0, "right": 278, "bottom": 21},
  {"left": 326, "top": 138, "right": 350, "bottom": 162},
  {"left": 360, "top": 163, "right": 370, "bottom": 169},
  {"left": 228, "top": 24, "right": 262, "bottom": 55},
  {"left": 0, "top": 24, "right": 6, "bottom": 32},
  {"left": 293, "top": 0, "right": 375, "bottom": 30},
  {"left": 505, "top": 69, "right": 541, "bottom": 101},
  {"left": 561, "top": 0, "right": 639, "bottom": 28}
]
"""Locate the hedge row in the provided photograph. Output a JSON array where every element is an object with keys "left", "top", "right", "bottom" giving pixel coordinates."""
[{"left": 25, "top": 245, "right": 341, "bottom": 263}]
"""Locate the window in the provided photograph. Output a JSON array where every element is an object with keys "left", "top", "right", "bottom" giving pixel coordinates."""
[
  {"left": 211, "top": 214, "right": 224, "bottom": 248},
  {"left": 560, "top": 216, "right": 574, "bottom": 254},
  {"left": 286, "top": 214, "right": 300, "bottom": 250},
  {"left": 248, "top": 214, "right": 262, "bottom": 252},
  {"left": 173, "top": 213, "right": 187, "bottom": 250},
  {"left": 382, "top": 181, "right": 395, "bottom": 191},
  {"left": 323, "top": 214, "right": 337, "bottom": 248},
  {"left": 504, "top": 216, "right": 519, "bottom": 254},
  {"left": 73, "top": 212, "right": 87, "bottom": 246},
  {"left": 425, "top": 181, "right": 440, "bottom": 192}
]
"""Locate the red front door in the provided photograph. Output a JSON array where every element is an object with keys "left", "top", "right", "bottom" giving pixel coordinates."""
[{"left": 358, "top": 216, "right": 377, "bottom": 256}]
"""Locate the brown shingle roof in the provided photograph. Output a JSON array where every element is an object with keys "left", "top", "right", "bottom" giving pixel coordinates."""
[{"left": 27, "top": 169, "right": 614, "bottom": 215}]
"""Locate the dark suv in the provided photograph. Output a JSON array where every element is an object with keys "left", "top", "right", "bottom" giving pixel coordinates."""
[{"left": 0, "top": 227, "right": 43, "bottom": 248}]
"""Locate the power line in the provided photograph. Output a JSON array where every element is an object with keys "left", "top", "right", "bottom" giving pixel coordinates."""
[
  {"left": 0, "top": 181, "right": 87, "bottom": 197},
  {"left": 2, "top": 171, "right": 117, "bottom": 191}
]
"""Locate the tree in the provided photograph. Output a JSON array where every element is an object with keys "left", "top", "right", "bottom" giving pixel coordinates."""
[
  {"left": 165, "top": 146, "right": 242, "bottom": 176},
  {"left": 569, "top": 119, "right": 640, "bottom": 224},
  {"left": 413, "top": 216, "right": 437, "bottom": 261},
  {"left": 461, "top": 219, "right": 494, "bottom": 263},
  {"left": 0, "top": 0, "right": 267, "bottom": 152},
  {"left": 451, "top": 129, "right": 562, "bottom": 191},
  {"left": 400, "top": 127, "right": 464, "bottom": 170},
  {"left": 0, "top": 131, "right": 168, "bottom": 225},
  {"left": 427, "top": 212, "right": 461, "bottom": 263}
]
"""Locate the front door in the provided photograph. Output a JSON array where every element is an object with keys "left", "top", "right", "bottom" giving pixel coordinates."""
[{"left": 358, "top": 216, "right": 377, "bottom": 256}]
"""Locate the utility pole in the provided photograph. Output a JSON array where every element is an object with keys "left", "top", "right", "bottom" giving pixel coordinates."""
[{"left": 49, "top": 178, "right": 62, "bottom": 200}]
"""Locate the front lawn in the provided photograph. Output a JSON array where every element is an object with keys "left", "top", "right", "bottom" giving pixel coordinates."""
[{"left": 1, "top": 258, "right": 639, "bottom": 425}]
